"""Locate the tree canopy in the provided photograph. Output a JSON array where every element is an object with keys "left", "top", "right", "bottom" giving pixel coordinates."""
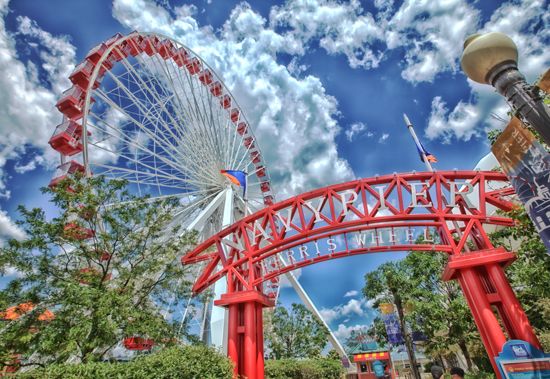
[
  {"left": 0, "top": 175, "right": 196, "bottom": 367},
  {"left": 264, "top": 303, "right": 329, "bottom": 359}
]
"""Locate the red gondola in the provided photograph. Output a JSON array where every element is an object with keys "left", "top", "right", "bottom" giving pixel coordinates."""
[
  {"left": 263, "top": 195, "right": 274, "bottom": 206},
  {"left": 250, "top": 151, "right": 261, "bottom": 163},
  {"left": 174, "top": 48, "right": 190, "bottom": 67},
  {"left": 141, "top": 35, "right": 159, "bottom": 56},
  {"left": 123, "top": 336, "right": 154, "bottom": 351},
  {"left": 210, "top": 81, "right": 222, "bottom": 97},
  {"left": 56, "top": 86, "right": 84, "bottom": 119},
  {"left": 260, "top": 182, "right": 270, "bottom": 193},
  {"left": 49, "top": 119, "right": 88, "bottom": 156},
  {"left": 230, "top": 108, "right": 240, "bottom": 123},
  {"left": 237, "top": 122, "right": 248, "bottom": 136},
  {"left": 104, "top": 32, "right": 123, "bottom": 47},
  {"left": 124, "top": 36, "right": 142, "bottom": 56},
  {"left": 69, "top": 60, "right": 98, "bottom": 90},
  {"left": 48, "top": 160, "right": 86, "bottom": 188},
  {"left": 198, "top": 69, "right": 213, "bottom": 85},
  {"left": 256, "top": 166, "right": 266, "bottom": 177},
  {"left": 220, "top": 94, "right": 231, "bottom": 109},
  {"left": 85, "top": 43, "right": 107, "bottom": 65},
  {"left": 157, "top": 40, "right": 175, "bottom": 59},
  {"left": 244, "top": 137, "right": 254, "bottom": 148},
  {"left": 186, "top": 57, "right": 201, "bottom": 75}
]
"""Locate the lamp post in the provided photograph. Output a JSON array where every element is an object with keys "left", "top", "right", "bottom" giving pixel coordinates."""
[{"left": 461, "top": 32, "right": 550, "bottom": 145}]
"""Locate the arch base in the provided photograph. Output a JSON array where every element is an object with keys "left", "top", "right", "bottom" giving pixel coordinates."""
[
  {"left": 215, "top": 291, "right": 274, "bottom": 379},
  {"left": 444, "top": 248, "right": 542, "bottom": 379}
]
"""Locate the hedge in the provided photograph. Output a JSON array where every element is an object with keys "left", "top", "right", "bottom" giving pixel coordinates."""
[
  {"left": 16, "top": 345, "right": 233, "bottom": 379},
  {"left": 265, "top": 358, "right": 344, "bottom": 379}
]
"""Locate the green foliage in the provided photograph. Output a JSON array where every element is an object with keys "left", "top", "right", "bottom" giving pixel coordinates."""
[
  {"left": 365, "top": 317, "right": 388, "bottom": 348},
  {"left": 264, "top": 358, "right": 343, "bottom": 379},
  {"left": 0, "top": 176, "right": 196, "bottom": 366},
  {"left": 401, "top": 252, "right": 481, "bottom": 370},
  {"left": 363, "top": 261, "right": 421, "bottom": 379},
  {"left": 265, "top": 303, "right": 329, "bottom": 359},
  {"left": 16, "top": 345, "right": 233, "bottom": 379},
  {"left": 464, "top": 372, "right": 496, "bottom": 379}
]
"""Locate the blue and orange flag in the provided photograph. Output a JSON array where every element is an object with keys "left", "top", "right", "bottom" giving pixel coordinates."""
[
  {"left": 416, "top": 142, "right": 438, "bottom": 163},
  {"left": 221, "top": 170, "right": 247, "bottom": 196}
]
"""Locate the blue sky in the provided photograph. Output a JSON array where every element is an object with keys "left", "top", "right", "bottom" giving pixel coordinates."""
[{"left": 0, "top": 0, "right": 548, "bottom": 342}]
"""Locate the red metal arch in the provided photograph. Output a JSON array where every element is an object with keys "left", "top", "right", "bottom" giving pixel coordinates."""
[
  {"left": 181, "top": 170, "right": 543, "bottom": 379},
  {"left": 182, "top": 170, "right": 514, "bottom": 294}
]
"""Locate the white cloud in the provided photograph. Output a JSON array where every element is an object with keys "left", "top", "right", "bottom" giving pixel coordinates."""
[
  {"left": 344, "top": 290, "right": 359, "bottom": 297},
  {"left": 270, "top": 0, "right": 384, "bottom": 70},
  {"left": 0, "top": 0, "right": 75, "bottom": 250},
  {"left": 279, "top": 268, "right": 302, "bottom": 288},
  {"left": 0, "top": 1, "right": 76, "bottom": 196},
  {"left": 345, "top": 122, "right": 369, "bottom": 142},
  {"left": 387, "top": 0, "right": 480, "bottom": 83},
  {"left": 14, "top": 154, "right": 45, "bottom": 174},
  {"left": 333, "top": 323, "right": 369, "bottom": 340},
  {"left": 319, "top": 297, "right": 368, "bottom": 324},
  {"left": 112, "top": 0, "right": 355, "bottom": 199},
  {"left": 378, "top": 133, "right": 389, "bottom": 144},
  {"left": 0, "top": 209, "right": 26, "bottom": 246},
  {"left": 424, "top": 0, "right": 549, "bottom": 142},
  {"left": 426, "top": 97, "right": 481, "bottom": 143}
]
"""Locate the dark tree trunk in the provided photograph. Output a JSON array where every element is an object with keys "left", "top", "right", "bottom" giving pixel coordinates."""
[
  {"left": 394, "top": 293, "right": 421, "bottom": 379},
  {"left": 458, "top": 339, "right": 474, "bottom": 370}
]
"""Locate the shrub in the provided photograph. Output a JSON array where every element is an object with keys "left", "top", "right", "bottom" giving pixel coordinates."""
[
  {"left": 16, "top": 345, "right": 233, "bottom": 379},
  {"left": 265, "top": 357, "right": 344, "bottom": 379}
]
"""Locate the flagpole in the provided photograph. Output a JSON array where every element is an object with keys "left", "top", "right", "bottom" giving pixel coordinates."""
[
  {"left": 403, "top": 114, "right": 470, "bottom": 251},
  {"left": 403, "top": 114, "right": 433, "bottom": 172}
]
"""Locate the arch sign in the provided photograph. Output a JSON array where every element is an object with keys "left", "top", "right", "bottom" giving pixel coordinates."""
[{"left": 181, "top": 171, "right": 543, "bottom": 379}]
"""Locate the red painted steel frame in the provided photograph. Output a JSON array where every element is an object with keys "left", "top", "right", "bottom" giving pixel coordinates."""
[{"left": 181, "top": 171, "right": 542, "bottom": 379}]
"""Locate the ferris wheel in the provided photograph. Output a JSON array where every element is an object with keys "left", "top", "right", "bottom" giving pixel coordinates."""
[
  {"left": 48, "top": 31, "right": 277, "bottom": 342},
  {"left": 47, "top": 31, "right": 347, "bottom": 361}
]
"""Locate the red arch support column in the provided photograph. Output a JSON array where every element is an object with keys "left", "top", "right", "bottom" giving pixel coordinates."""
[
  {"left": 215, "top": 290, "right": 274, "bottom": 379},
  {"left": 443, "top": 248, "right": 542, "bottom": 378}
]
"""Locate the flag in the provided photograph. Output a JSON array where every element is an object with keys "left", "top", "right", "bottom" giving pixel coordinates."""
[
  {"left": 416, "top": 141, "right": 438, "bottom": 163},
  {"left": 221, "top": 170, "right": 247, "bottom": 196},
  {"left": 403, "top": 113, "right": 438, "bottom": 166}
]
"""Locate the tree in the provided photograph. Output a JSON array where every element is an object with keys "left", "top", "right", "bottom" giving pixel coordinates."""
[
  {"left": 0, "top": 175, "right": 196, "bottom": 367},
  {"left": 363, "top": 261, "right": 421, "bottom": 379},
  {"left": 401, "top": 251, "right": 479, "bottom": 370},
  {"left": 264, "top": 303, "right": 329, "bottom": 359}
]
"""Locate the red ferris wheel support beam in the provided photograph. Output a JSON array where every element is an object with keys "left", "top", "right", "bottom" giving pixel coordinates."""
[{"left": 181, "top": 171, "right": 541, "bottom": 379}]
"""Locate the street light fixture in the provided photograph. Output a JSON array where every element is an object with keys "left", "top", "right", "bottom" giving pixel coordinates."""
[{"left": 461, "top": 32, "right": 550, "bottom": 145}]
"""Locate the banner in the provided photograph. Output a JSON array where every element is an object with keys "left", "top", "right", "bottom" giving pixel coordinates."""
[
  {"left": 495, "top": 340, "right": 550, "bottom": 379},
  {"left": 379, "top": 303, "right": 404, "bottom": 345},
  {"left": 492, "top": 118, "right": 550, "bottom": 253}
]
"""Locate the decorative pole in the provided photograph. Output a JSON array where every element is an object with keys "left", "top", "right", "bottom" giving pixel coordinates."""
[{"left": 461, "top": 32, "right": 550, "bottom": 145}]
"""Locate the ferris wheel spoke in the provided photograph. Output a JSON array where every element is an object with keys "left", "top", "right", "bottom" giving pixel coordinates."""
[
  {"left": 88, "top": 140, "right": 207, "bottom": 188},
  {"left": 119, "top": 54, "right": 221, "bottom": 173},
  {"left": 100, "top": 69, "right": 191, "bottom": 163},
  {"left": 139, "top": 54, "right": 224, "bottom": 175},
  {"left": 90, "top": 90, "right": 220, "bottom": 188},
  {"left": 93, "top": 162, "right": 210, "bottom": 190},
  {"left": 96, "top": 108, "right": 218, "bottom": 188},
  {"left": 87, "top": 108, "right": 214, "bottom": 186}
]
